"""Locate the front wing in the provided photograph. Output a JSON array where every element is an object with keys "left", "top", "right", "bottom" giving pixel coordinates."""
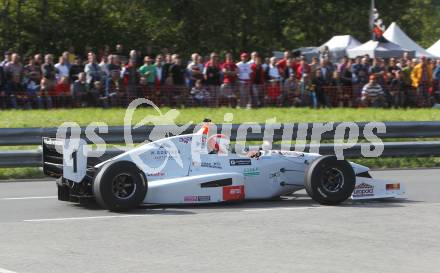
[{"left": 351, "top": 177, "right": 405, "bottom": 200}]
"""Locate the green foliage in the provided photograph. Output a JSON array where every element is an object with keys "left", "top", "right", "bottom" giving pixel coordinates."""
[
  {"left": 0, "top": 0, "right": 439, "bottom": 56},
  {"left": 0, "top": 167, "right": 45, "bottom": 180},
  {"left": 0, "top": 0, "right": 440, "bottom": 54}
]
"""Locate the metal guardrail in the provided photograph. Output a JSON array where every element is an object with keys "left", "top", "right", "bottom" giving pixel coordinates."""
[
  {"left": 1, "top": 121, "right": 440, "bottom": 168},
  {"left": 0, "top": 150, "right": 42, "bottom": 168},
  {"left": 1, "top": 121, "right": 440, "bottom": 146}
]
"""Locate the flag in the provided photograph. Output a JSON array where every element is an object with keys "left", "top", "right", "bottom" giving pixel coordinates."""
[
  {"left": 369, "top": 0, "right": 376, "bottom": 33},
  {"left": 370, "top": 0, "right": 388, "bottom": 42}
]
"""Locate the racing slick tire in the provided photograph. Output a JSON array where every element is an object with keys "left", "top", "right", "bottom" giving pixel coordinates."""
[
  {"left": 93, "top": 161, "right": 147, "bottom": 211},
  {"left": 304, "top": 155, "right": 355, "bottom": 205}
]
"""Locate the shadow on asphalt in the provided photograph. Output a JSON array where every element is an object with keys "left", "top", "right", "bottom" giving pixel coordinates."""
[
  {"left": 344, "top": 198, "right": 423, "bottom": 208},
  {"left": 72, "top": 202, "right": 198, "bottom": 215},
  {"left": 70, "top": 192, "right": 418, "bottom": 215}
]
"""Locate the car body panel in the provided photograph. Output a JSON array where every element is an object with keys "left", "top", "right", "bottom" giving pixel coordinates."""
[
  {"left": 92, "top": 132, "right": 405, "bottom": 204},
  {"left": 45, "top": 126, "right": 405, "bottom": 205}
]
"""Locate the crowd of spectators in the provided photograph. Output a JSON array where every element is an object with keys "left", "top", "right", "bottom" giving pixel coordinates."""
[{"left": 0, "top": 44, "right": 439, "bottom": 110}]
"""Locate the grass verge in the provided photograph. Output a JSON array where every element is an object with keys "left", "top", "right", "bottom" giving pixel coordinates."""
[
  {"left": 0, "top": 107, "right": 440, "bottom": 128},
  {"left": 0, "top": 168, "right": 46, "bottom": 180}
]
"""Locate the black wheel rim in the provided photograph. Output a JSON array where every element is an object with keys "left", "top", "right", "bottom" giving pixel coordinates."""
[
  {"left": 321, "top": 167, "right": 345, "bottom": 193},
  {"left": 111, "top": 173, "right": 137, "bottom": 200}
]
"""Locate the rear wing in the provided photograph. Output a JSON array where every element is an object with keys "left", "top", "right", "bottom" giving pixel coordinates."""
[
  {"left": 42, "top": 137, "right": 88, "bottom": 182},
  {"left": 42, "top": 137, "right": 64, "bottom": 178}
]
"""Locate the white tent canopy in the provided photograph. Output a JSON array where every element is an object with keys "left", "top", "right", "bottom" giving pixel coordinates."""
[
  {"left": 320, "top": 35, "right": 361, "bottom": 61},
  {"left": 427, "top": 39, "right": 440, "bottom": 58},
  {"left": 347, "top": 40, "right": 415, "bottom": 59},
  {"left": 294, "top": 47, "right": 319, "bottom": 62},
  {"left": 273, "top": 47, "right": 319, "bottom": 62},
  {"left": 383, "top": 22, "right": 434, "bottom": 58}
]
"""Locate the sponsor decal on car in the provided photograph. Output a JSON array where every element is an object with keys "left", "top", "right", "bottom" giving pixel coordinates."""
[
  {"left": 201, "top": 162, "right": 222, "bottom": 169},
  {"left": 386, "top": 183, "right": 400, "bottom": 191},
  {"left": 229, "top": 159, "right": 251, "bottom": 166},
  {"left": 269, "top": 172, "right": 281, "bottom": 179},
  {"left": 197, "top": 196, "right": 211, "bottom": 201},
  {"left": 184, "top": 195, "right": 211, "bottom": 202},
  {"left": 223, "top": 185, "right": 245, "bottom": 201},
  {"left": 279, "top": 151, "right": 304, "bottom": 157},
  {"left": 147, "top": 172, "right": 165, "bottom": 177},
  {"left": 150, "top": 147, "right": 181, "bottom": 160},
  {"left": 352, "top": 183, "right": 374, "bottom": 197},
  {"left": 184, "top": 196, "right": 198, "bottom": 202},
  {"left": 179, "top": 136, "right": 192, "bottom": 144},
  {"left": 243, "top": 167, "right": 260, "bottom": 177},
  {"left": 150, "top": 149, "right": 180, "bottom": 156}
]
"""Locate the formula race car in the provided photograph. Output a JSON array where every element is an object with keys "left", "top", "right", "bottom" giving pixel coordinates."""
[{"left": 42, "top": 122, "right": 405, "bottom": 211}]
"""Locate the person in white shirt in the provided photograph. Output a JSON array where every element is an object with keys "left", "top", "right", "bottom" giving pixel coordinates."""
[
  {"left": 187, "top": 53, "right": 204, "bottom": 88},
  {"left": 236, "top": 52, "right": 252, "bottom": 108},
  {"left": 54, "top": 56, "right": 70, "bottom": 81},
  {"left": 155, "top": 54, "right": 163, "bottom": 84},
  {"left": 265, "top": 57, "right": 283, "bottom": 106},
  {"left": 268, "top": 57, "right": 281, "bottom": 80},
  {"left": 247, "top": 51, "right": 259, "bottom": 64},
  {"left": 99, "top": 56, "right": 109, "bottom": 78}
]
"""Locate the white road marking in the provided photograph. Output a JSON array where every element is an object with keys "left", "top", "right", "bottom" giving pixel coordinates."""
[
  {"left": 23, "top": 207, "right": 325, "bottom": 222},
  {"left": 1, "top": 196, "right": 57, "bottom": 201},
  {"left": 22, "top": 203, "right": 440, "bottom": 222},
  {"left": 0, "top": 267, "right": 17, "bottom": 273},
  {"left": 23, "top": 214, "right": 149, "bottom": 222}
]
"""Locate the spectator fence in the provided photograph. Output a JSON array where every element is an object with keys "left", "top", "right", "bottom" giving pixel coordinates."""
[{"left": 0, "top": 82, "right": 436, "bottom": 109}]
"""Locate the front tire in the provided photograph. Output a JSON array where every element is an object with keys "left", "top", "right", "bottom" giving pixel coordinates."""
[
  {"left": 305, "top": 155, "right": 355, "bottom": 205},
  {"left": 93, "top": 161, "right": 147, "bottom": 211}
]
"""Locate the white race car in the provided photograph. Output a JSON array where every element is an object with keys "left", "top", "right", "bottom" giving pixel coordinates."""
[{"left": 42, "top": 122, "right": 405, "bottom": 211}]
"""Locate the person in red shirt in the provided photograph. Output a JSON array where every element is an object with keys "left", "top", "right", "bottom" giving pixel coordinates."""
[
  {"left": 276, "top": 50, "right": 291, "bottom": 72},
  {"left": 121, "top": 58, "right": 139, "bottom": 100},
  {"left": 277, "top": 51, "right": 299, "bottom": 79},
  {"left": 54, "top": 76, "right": 72, "bottom": 107},
  {"left": 219, "top": 52, "right": 237, "bottom": 107},
  {"left": 222, "top": 53, "right": 237, "bottom": 84},
  {"left": 296, "top": 57, "right": 311, "bottom": 80}
]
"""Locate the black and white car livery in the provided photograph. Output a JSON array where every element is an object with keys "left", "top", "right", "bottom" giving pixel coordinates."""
[{"left": 42, "top": 123, "right": 405, "bottom": 211}]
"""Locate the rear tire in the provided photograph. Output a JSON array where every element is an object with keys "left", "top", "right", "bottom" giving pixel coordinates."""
[
  {"left": 93, "top": 161, "right": 147, "bottom": 211},
  {"left": 304, "top": 155, "right": 355, "bottom": 205}
]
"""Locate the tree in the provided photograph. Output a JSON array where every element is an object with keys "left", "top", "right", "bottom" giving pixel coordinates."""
[{"left": 0, "top": 0, "right": 438, "bottom": 57}]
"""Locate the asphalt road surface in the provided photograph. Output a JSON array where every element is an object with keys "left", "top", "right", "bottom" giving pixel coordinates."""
[{"left": 0, "top": 169, "right": 439, "bottom": 273}]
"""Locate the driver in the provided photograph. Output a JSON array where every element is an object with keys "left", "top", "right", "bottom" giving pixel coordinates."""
[{"left": 207, "top": 134, "right": 230, "bottom": 154}]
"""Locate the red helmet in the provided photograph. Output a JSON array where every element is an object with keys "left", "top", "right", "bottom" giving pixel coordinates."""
[{"left": 207, "top": 134, "right": 230, "bottom": 154}]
